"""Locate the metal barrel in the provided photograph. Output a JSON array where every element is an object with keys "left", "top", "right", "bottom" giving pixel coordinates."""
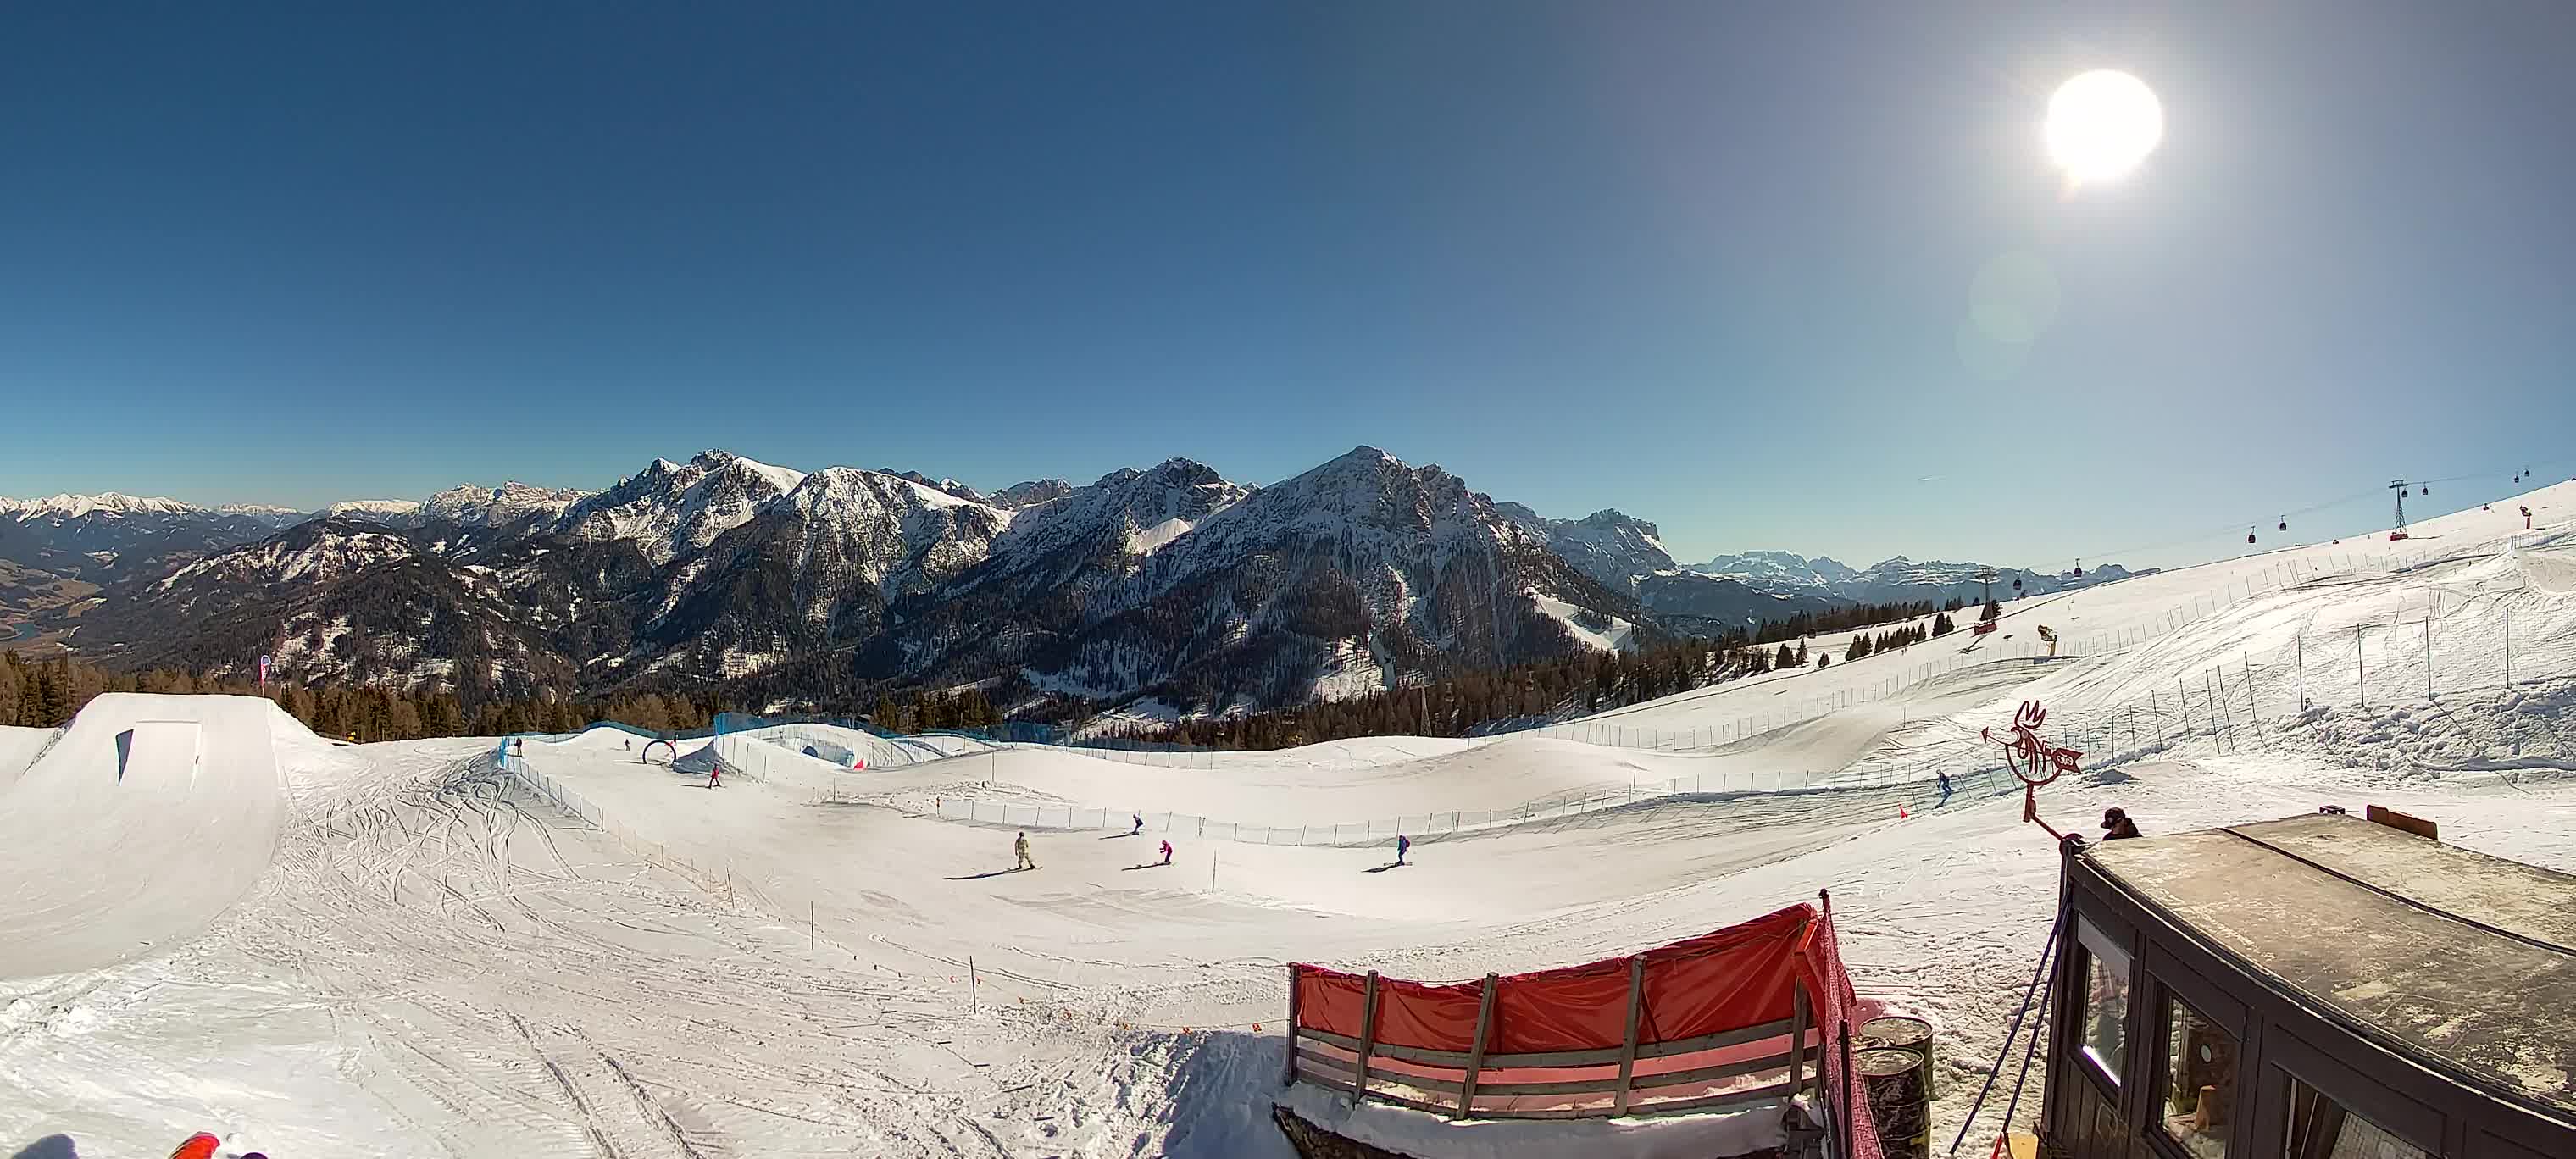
[
  {"left": 1859, "top": 1014, "right": 1937, "bottom": 1098},
  {"left": 1857, "top": 1047, "right": 1930, "bottom": 1159}
]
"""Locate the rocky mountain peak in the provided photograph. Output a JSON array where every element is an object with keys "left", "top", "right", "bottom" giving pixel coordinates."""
[{"left": 990, "top": 479, "right": 1074, "bottom": 510}]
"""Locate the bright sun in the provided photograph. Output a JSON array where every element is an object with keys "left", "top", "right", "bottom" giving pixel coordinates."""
[{"left": 2045, "top": 69, "right": 2163, "bottom": 186}]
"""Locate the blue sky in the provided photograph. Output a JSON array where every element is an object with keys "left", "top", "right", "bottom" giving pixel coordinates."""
[{"left": 3, "top": 3, "right": 2570, "bottom": 570}]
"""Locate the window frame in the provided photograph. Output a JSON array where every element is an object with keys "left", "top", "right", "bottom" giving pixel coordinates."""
[
  {"left": 2069, "top": 912, "right": 2138, "bottom": 1095},
  {"left": 2143, "top": 985, "right": 2246, "bottom": 1159},
  {"left": 2142, "top": 946, "right": 2255, "bottom": 1159},
  {"left": 2251, "top": 1023, "right": 2445, "bottom": 1159}
]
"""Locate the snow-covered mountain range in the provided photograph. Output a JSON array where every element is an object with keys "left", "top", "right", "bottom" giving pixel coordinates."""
[
  {"left": 0, "top": 492, "right": 306, "bottom": 584},
  {"left": 1691, "top": 551, "right": 2142, "bottom": 606},
  {"left": 2, "top": 451, "right": 2135, "bottom": 716}
]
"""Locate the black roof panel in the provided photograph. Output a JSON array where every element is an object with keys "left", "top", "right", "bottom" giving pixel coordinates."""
[{"left": 2087, "top": 812, "right": 2576, "bottom": 1117}]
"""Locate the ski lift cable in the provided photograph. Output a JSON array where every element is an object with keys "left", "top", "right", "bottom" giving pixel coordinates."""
[
  {"left": 2029, "top": 459, "right": 2572, "bottom": 573},
  {"left": 2028, "top": 485, "right": 2384, "bottom": 572}
]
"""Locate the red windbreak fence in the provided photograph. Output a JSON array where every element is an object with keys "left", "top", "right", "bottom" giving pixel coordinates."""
[{"left": 1285, "top": 897, "right": 1881, "bottom": 1157}]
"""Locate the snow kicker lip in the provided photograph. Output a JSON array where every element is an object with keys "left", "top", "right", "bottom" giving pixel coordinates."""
[{"left": 0, "top": 693, "right": 287, "bottom": 979}]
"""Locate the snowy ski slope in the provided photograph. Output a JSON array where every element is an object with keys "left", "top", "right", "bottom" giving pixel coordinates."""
[{"left": 3, "top": 482, "right": 2573, "bottom": 1156}]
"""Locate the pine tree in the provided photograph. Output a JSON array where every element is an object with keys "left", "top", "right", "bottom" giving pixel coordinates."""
[
  {"left": 424, "top": 692, "right": 464, "bottom": 735},
  {"left": 1932, "top": 613, "right": 1955, "bottom": 637},
  {"left": 1981, "top": 597, "right": 2002, "bottom": 623},
  {"left": 34, "top": 661, "right": 71, "bottom": 725}
]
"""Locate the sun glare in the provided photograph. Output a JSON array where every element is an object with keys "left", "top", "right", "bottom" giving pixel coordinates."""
[{"left": 2045, "top": 69, "right": 2163, "bottom": 186}]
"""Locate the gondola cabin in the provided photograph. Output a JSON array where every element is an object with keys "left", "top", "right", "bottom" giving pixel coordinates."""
[{"left": 2040, "top": 809, "right": 2575, "bottom": 1159}]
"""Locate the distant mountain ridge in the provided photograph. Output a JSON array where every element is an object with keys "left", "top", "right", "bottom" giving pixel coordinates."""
[
  {"left": 21, "top": 449, "right": 1657, "bottom": 719},
  {"left": 3, "top": 454, "right": 2143, "bottom": 719},
  {"left": 1691, "top": 550, "right": 2146, "bottom": 605}
]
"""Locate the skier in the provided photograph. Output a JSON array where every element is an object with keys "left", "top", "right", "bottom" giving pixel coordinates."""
[
  {"left": 1935, "top": 770, "right": 1954, "bottom": 803},
  {"left": 1395, "top": 834, "right": 1411, "bottom": 866},
  {"left": 2102, "top": 807, "right": 2142, "bottom": 840},
  {"left": 1158, "top": 840, "right": 1174, "bottom": 866},
  {"left": 1014, "top": 831, "right": 1036, "bottom": 870},
  {"left": 1130, "top": 812, "right": 1144, "bottom": 836},
  {"left": 169, "top": 1134, "right": 221, "bottom": 1159},
  {"left": 707, "top": 762, "right": 724, "bottom": 789}
]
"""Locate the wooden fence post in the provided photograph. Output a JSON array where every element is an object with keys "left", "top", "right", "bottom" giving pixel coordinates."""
[
  {"left": 1789, "top": 978, "right": 1809, "bottom": 1101},
  {"left": 1613, "top": 955, "right": 1647, "bottom": 1115},
  {"left": 1455, "top": 973, "right": 1498, "bottom": 1120},
  {"left": 1351, "top": 970, "right": 1381, "bottom": 1101},
  {"left": 1840, "top": 1021, "right": 1858, "bottom": 1152},
  {"left": 1282, "top": 964, "right": 1302, "bottom": 1086}
]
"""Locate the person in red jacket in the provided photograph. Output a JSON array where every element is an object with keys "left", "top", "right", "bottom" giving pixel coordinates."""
[
  {"left": 169, "top": 1134, "right": 221, "bottom": 1159},
  {"left": 707, "top": 762, "right": 724, "bottom": 789},
  {"left": 1158, "top": 840, "right": 1174, "bottom": 866}
]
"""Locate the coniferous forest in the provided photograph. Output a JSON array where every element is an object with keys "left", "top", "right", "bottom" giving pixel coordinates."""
[{"left": 3, "top": 594, "right": 1951, "bottom": 746}]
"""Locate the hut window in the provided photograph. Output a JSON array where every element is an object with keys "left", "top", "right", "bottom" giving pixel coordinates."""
[
  {"left": 2156, "top": 995, "right": 2237, "bottom": 1158},
  {"left": 2074, "top": 918, "right": 2132, "bottom": 1084},
  {"left": 2280, "top": 1071, "right": 2429, "bottom": 1159}
]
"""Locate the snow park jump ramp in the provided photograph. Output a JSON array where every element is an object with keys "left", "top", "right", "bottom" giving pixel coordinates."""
[{"left": 0, "top": 693, "right": 288, "bottom": 979}]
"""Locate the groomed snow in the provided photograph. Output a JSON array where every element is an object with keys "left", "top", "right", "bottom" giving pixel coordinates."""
[
  {"left": 0, "top": 695, "right": 286, "bottom": 979},
  {"left": 0, "top": 725, "right": 54, "bottom": 790},
  {"left": 2, "top": 481, "right": 2572, "bottom": 1156}
]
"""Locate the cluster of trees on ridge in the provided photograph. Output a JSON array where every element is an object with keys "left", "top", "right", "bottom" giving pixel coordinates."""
[
  {"left": 1119, "top": 596, "right": 1972, "bottom": 751},
  {"left": 4, "top": 593, "right": 1979, "bottom": 746}
]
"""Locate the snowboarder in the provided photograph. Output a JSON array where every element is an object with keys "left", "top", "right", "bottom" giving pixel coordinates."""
[
  {"left": 1395, "top": 834, "right": 1411, "bottom": 866},
  {"left": 1935, "top": 770, "right": 1953, "bottom": 803},
  {"left": 2102, "top": 807, "right": 2141, "bottom": 840},
  {"left": 1014, "top": 832, "right": 1036, "bottom": 870},
  {"left": 1158, "top": 840, "right": 1174, "bottom": 866},
  {"left": 707, "top": 762, "right": 724, "bottom": 789},
  {"left": 1130, "top": 812, "right": 1144, "bottom": 835}
]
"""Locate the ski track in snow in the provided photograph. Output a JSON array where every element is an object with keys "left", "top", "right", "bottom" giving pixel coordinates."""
[{"left": 4, "top": 484, "right": 2576, "bottom": 1156}]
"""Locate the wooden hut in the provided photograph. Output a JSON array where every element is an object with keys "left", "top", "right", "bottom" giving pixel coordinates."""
[{"left": 2040, "top": 808, "right": 2575, "bottom": 1158}]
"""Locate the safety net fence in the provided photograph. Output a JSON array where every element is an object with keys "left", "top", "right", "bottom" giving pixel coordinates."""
[{"left": 1286, "top": 897, "right": 1881, "bottom": 1156}]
